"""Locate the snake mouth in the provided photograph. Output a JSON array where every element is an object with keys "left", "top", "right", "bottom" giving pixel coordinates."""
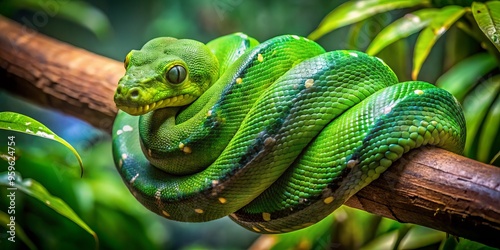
[{"left": 118, "top": 94, "right": 197, "bottom": 115}]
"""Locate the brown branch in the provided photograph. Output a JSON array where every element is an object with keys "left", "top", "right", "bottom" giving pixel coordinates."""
[
  {"left": 0, "top": 16, "right": 499, "bottom": 248},
  {"left": 0, "top": 16, "right": 123, "bottom": 131},
  {"left": 345, "top": 147, "right": 500, "bottom": 248}
]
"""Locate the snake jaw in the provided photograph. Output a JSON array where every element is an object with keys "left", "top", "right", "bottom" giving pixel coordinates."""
[{"left": 117, "top": 94, "right": 197, "bottom": 116}]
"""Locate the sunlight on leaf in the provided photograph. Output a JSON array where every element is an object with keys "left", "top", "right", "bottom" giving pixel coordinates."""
[
  {"left": 366, "top": 9, "right": 439, "bottom": 55},
  {"left": 477, "top": 94, "right": 500, "bottom": 163},
  {"left": 361, "top": 231, "right": 397, "bottom": 250},
  {"left": 0, "top": 112, "right": 83, "bottom": 176},
  {"left": 472, "top": 1, "right": 500, "bottom": 52},
  {"left": 308, "top": 0, "right": 426, "bottom": 40},
  {"left": 0, "top": 210, "right": 37, "bottom": 250},
  {"left": 436, "top": 53, "right": 497, "bottom": 101},
  {"left": 399, "top": 226, "right": 446, "bottom": 249},
  {"left": 462, "top": 76, "right": 500, "bottom": 158},
  {"left": 412, "top": 5, "right": 466, "bottom": 80},
  {"left": 0, "top": 172, "right": 98, "bottom": 247}
]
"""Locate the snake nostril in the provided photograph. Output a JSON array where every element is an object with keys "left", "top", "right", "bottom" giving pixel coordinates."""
[
  {"left": 116, "top": 86, "right": 122, "bottom": 95},
  {"left": 129, "top": 89, "right": 140, "bottom": 99}
]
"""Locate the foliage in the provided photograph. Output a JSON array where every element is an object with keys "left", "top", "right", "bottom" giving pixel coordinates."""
[
  {"left": 0, "top": 0, "right": 111, "bottom": 39},
  {"left": 0, "top": 112, "right": 95, "bottom": 248},
  {"left": 0, "top": 112, "right": 83, "bottom": 174}
]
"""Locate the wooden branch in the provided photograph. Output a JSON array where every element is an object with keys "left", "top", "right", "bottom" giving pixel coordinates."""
[
  {"left": 0, "top": 16, "right": 123, "bottom": 131},
  {"left": 345, "top": 147, "right": 500, "bottom": 248},
  {"left": 0, "top": 16, "right": 499, "bottom": 247}
]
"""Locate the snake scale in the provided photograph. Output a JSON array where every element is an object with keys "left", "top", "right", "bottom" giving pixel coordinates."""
[{"left": 112, "top": 33, "right": 466, "bottom": 233}]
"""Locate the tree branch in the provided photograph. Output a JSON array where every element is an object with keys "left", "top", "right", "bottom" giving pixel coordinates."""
[
  {"left": 0, "top": 16, "right": 122, "bottom": 131},
  {"left": 0, "top": 16, "right": 499, "bottom": 247}
]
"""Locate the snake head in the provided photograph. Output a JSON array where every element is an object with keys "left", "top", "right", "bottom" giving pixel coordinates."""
[{"left": 114, "top": 37, "right": 219, "bottom": 116}]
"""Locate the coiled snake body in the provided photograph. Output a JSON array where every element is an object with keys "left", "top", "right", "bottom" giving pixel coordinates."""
[{"left": 112, "top": 33, "right": 466, "bottom": 233}]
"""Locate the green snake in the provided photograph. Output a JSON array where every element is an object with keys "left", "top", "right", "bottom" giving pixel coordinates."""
[{"left": 112, "top": 33, "right": 466, "bottom": 233}]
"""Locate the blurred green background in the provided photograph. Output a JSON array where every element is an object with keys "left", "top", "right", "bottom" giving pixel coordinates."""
[{"left": 0, "top": 0, "right": 499, "bottom": 249}]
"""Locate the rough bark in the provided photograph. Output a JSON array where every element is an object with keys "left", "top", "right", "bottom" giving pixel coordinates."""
[
  {"left": 0, "top": 16, "right": 499, "bottom": 248},
  {"left": 0, "top": 16, "right": 123, "bottom": 131},
  {"left": 345, "top": 147, "right": 499, "bottom": 248}
]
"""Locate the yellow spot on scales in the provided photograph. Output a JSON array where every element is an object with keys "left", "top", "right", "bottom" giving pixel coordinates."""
[
  {"left": 262, "top": 212, "right": 271, "bottom": 221},
  {"left": 252, "top": 226, "right": 261, "bottom": 232},
  {"left": 179, "top": 142, "right": 192, "bottom": 154},
  {"left": 305, "top": 79, "right": 314, "bottom": 89},
  {"left": 257, "top": 53, "right": 264, "bottom": 62},
  {"left": 194, "top": 208, "right": 204, "bottom": 214},
  {"left": 218, "top": 197, "right": 227, "bottom": 204},
  {"left": 236, "top": 77, "right": 243, "bottom": 84},
  {"left": 183, "top": 146, "right": 192, "bottom": 154},
  {"left": 162, "top": 210, "right": 170, "bottom": 217},
  {"left": 323, "top": 196, "right": 334, "bottom": 204},
  {"left": 414, "top": 89, "right": 424, "bottom": 95}
]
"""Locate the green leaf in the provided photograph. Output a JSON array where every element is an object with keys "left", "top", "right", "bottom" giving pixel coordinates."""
[
  {"left": 0, "top": 112, "right": 83, "bottom": 176},
  {"left": 392, "top": 224, "right": 413, "bottom": 250},
  {"left": 436, "top": 53, "right": 497, "bottom": 101},
  {"left": 472, "top": 1, "right": 500, "bottom": 52},
  {"left": 399, "top": 226, "right": 446, "bottom": 249},
  {"left": 374, "top": 38, "right": 411, "bottom": 80},
  {"left": 462, "top": 75, "right": 500, "bottom": 158},
  {"left": 253, "top": 210, "right": 337, "bottom": 249},
  {"left": 442, "top": 236, "right": 459, "bottom": 250},
  {"left": 443, "top": 24, "right": 482, "bottom": 70},
  {"left": 477, "top": 93, "right": 500, "bottom": 162},
  {"left": 0, "top": 0, "right": 111, "bottom": 39},
  {"left": 412, "top": 6, "right": 466, "bottom": 80},
  {"left": 0, "top": 172, "right": 98, "bottom": 247},
  {"left": 347, "top": 13, "right": 393, "bottom": 50},
  {"left": 366, "top": 9, "right": 439, "bottom": 55},
  {"left": 455, "top": 238, "right": 498, "bottom": 250},
  {"left": 56, "top": 1, "right": 112, "bottom": 40},
  {"left": 0, "top": 210, "right": 37, "bottom": 250},
  {"left": 308, "top": 0, "right": 426, "bottom": 40},
  {"left": 491, "top": 150, "right": 500, "bottom": 165}
]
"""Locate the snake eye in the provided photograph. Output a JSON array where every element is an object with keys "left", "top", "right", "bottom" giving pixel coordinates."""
[
  {"left": 166, "top": 65, "right": 187, "bottom": 84},
  {"left": 124, "top": 52, "right": 132, "bottom": 69}
]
